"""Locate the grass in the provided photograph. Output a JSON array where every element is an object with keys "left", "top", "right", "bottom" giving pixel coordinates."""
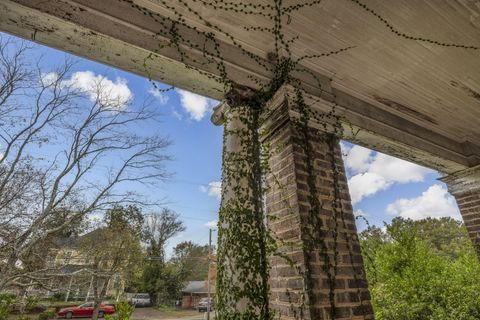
[{"left": 152, "top": 306, "right": 199, "bottom": 316}]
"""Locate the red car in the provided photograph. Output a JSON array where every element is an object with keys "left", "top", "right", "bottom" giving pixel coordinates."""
[{"left": 58, "top": 302, "right": 115, "bottom": 318}]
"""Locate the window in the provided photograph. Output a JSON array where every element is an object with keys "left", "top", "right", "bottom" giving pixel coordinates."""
[{"left": 64, "top": 251, "right": 72, "bottom": 265}]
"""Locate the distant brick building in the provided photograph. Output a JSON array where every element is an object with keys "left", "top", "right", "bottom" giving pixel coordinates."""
[{"left": 181, "top": 281, "right": 215, "bottom": 309}]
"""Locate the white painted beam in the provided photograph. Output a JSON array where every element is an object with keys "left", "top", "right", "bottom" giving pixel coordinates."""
[{"left": 0, "top": 0, "right": 477, "bottom": 174}]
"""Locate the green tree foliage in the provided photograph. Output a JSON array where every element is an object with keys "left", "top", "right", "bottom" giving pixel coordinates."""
[
  {"left": 171, "top": 241, "right": 210, "bottom": 281},
  {"left": 80, "top": 206, "right": 144, "bottom": 320},
  {"left": 105, "top": 206, "right": 145, "bottom": 234},
  {"left": 104, "top": 301, "right": 135, "bottom": 320},
  {"left": 140, "top": 262, "right": 185, "bottom": 306},
  {"left": 138, "top": 209, "right": 185, "bottom": 306},
  {"left": 104, "top": 205, "right": 146, "bottom": 292},
  {"left": 139, "top": 240, "right": 211, "bottom": 306},
  {"left": 81, "top": 206, "right": 144, "bottom": 281},
  {"left": 0, "top": 294, "right": 15, "bottom": 320},
  {"left": 360, "top": 217, "right": 480, "bottom": 320}
]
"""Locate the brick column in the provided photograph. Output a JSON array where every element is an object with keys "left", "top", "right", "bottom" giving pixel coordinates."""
[
  {"left": 262, "top": 86, "right": 374, "bottom": 320},
  {"left": 441, "top": 165, "right": 480, "bottom": 258}
]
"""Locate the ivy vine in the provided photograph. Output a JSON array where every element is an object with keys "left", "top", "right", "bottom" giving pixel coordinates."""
[{"left": 136, "top": 0, "right": 479, "bottom": 319}]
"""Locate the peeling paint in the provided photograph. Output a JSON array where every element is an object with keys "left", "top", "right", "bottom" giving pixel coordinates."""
[
  {"left": 373, "top": 95, "right": 438, "bottom": 125},
  {"left": 450, "top": 80, "right": 480, "bottom": 101}
]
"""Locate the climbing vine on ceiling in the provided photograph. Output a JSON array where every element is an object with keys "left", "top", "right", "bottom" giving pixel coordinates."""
[{"left": 131, "top": 0, "right": 478, "bottom": 318}]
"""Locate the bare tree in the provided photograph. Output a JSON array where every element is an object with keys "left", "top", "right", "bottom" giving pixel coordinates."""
[
  {"left": 0, "top": 35, "right": 171, "bottom": 291},
  {"left": 144, "top": 208, "right": 186, "bottom": 262}
]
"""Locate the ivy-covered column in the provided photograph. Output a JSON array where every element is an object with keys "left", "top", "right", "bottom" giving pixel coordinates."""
[
  {"left": 262, "top": 86, "right": 374, "bottom": 320},
  {"left": 441, "top": 165, "right": 480, "bottom": 259},
  {"left": 211, "top": 96, "right": 270, "bottom": 319}
]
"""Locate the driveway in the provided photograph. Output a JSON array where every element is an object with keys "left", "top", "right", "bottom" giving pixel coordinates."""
[
  {"left": 10, "top": 307, "right": 208, "bottom": 320},
  {"left": 132, "top": 307, "right": 208, "bottom": 320}
]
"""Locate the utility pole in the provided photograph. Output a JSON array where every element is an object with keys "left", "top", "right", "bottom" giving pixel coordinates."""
[{"left": 207, "top": 228, "right": 213, "bottom": 320}]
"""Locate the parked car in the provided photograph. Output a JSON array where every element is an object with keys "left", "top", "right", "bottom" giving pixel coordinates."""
[
  {"left": 57, "top": 302, "right": 115, "bottom": 318},
  {"left": 197, "top": 297, "right": 214, "bottom": 312},
  {"left": 126, "top": 293, "right": 151, "bottom": 307}
]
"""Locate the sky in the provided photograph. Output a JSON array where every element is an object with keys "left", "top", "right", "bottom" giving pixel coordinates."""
[{"left": 1, "top": 32, "right": 462, "bottom": 257}]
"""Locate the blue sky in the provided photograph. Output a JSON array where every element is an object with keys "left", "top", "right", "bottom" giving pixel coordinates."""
[{"left": 2, "top": 32, "right": 461, "bottom": 256}]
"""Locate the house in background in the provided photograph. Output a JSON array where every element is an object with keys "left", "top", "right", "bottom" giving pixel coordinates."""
[
  {"left": 46, "top": 232, "right": 124, "bottom": 301},
  {"left": 181, "top": 281, "right": 215, "bottom": 309}
]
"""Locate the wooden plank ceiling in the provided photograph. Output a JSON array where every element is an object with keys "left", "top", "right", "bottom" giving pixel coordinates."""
[
  {"left": 140, "top": 0, "right": 480, "bottom": 144},
  {"left": 1, "top": 0, "right": 479, "bottom": 172}
]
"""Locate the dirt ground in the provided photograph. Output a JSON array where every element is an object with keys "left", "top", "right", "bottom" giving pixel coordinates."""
[
  {"left": 9, "top": 307, "right": 209, "bottom": 320},
  {"left": 132, "top": 307, "right": 207, "bottom": 320}
]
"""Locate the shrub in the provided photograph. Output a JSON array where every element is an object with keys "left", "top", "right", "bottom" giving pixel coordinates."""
[
  {"left": 51, "top": 292, "right": 65, "bottom": 302},
  {"left": 25, "top": 296, "right": 40, "bottom": 313},
  {"left": 38, "top": 309, "right": 57, "bottom": 320},
  {"left": 105, "top": 301, "right": 135, "bottom": 320},
  {"left": 361, "top": 218, "right": 480, "bottom": 320},
  {"left": 0, "top": 294, "right": 16, "bottom": 320}
]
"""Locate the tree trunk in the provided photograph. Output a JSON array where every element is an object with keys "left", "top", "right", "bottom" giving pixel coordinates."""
[
  {"left": 91, "top": 274, "right": 109, "bottom": 320},
  {"left": 0, "top": 252, "right": 20, "bottom": 290}
]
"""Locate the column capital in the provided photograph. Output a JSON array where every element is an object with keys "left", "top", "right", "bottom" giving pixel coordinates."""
[
  {"left": 440, "top": 164, "right": 480, "bottom": 195},
  {"left": 260, "top": 84, "right": 340, "bottom": 139},
  {"left": 211, "top": 101, "right": 230, "bottom": 126},
  {"left": 210, "top": 83, "right": 257, "bottom": 126}
]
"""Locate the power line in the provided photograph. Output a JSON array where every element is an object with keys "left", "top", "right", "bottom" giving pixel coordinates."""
[
  {"left": 168, "top": 179, "right": 222, "bottom": 189},
  {"left": 177, "top": 214, "right": 216, "bottom": 222},
  {"left": 173, "top": 204, "right": 219, "bottom": 213}
]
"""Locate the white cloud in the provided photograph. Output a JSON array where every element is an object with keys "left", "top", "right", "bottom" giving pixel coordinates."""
[
  {"left": 344, "top": 145, "right": 372, "bottom": 174},
  {"left": 41, "top": 72, "right": 60, "bottom": 86},
  {"left": 342, "top": 143, "right": 434, "bottom": 204},
  {"left": 42, "top": 71, "right": 133, "bottom": 110},
  {"left": 149, "top": 88, "right": 169, "bottom": 105},
  {"left": 354, "top": 209, "right": 369, "bottom": 217},
  {"left": 348, "top": 172, "right": 391, "bottom": 204},
  {"left": 171, "top": 109, "right": 183, "bottom": 120},
  {"left": 86, "top": 211, "right": 104, "bottom": 226},
  {"left": 68, "top": 71, "right": 132, "bottom": 108},
  {"left": 368, "top": 153, "right": 430, "bottom": 184},
  {"left": 386, "top": 184, "right": 461, "bottom": 220},
  {"left": 339, "top": 142, "right": 351, "bottom": 161},
  {"left": 205, "top": 220, "right": 218, "bottom": 229},
  {"left": 176, "top": 89, "right": 215, "bottom": 121},
  {"left": 172, "top": 231, "right": 186, "bottom": 240},
  {"left": 200, "top": 181, "right": 222, "bottom": 200}
]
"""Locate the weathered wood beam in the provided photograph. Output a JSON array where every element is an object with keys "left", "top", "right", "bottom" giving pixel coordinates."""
[
  {"left": 0, "top": 0, "right": 225, "bottom": 98},
  {"left": 1, "top": 0, "right": 477, "bottom": 174}
]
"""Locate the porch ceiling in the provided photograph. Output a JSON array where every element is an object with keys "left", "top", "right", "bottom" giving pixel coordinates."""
[{"left": 1, "top": 0, "right": 479, "bottom": 173}]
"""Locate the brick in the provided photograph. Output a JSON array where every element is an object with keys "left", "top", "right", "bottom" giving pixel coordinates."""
[
  {"left": 450, "top": 190, "right": 480, "bottom": 258},
  {"left": 263, "top": 98, "right": 374, "bottom": 319},
  {"left": 352, "top": 304, "right": 374, "bottom": 317}
]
